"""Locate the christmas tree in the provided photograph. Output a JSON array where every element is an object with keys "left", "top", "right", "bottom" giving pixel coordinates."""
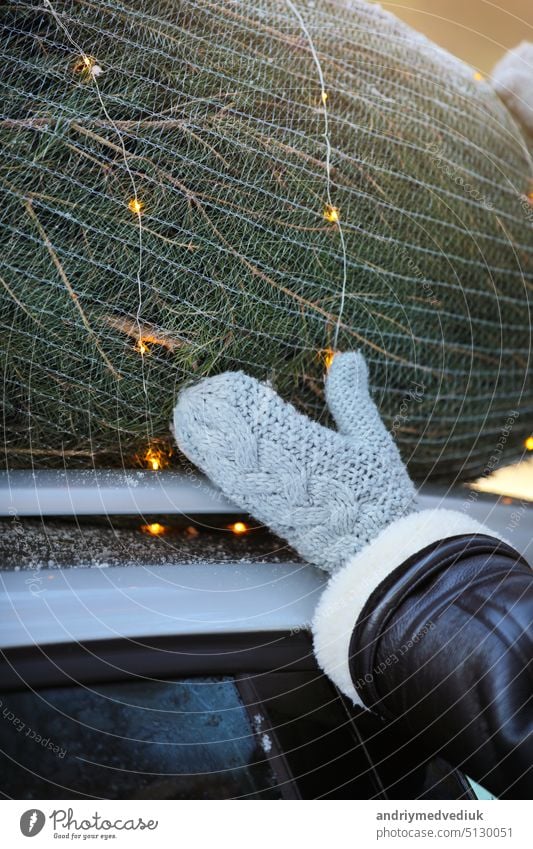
[{"left": 1, "top": 0, "right": 531, "bottom": 478}]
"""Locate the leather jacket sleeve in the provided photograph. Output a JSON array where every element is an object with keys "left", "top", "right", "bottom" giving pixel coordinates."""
[{"left": 349, "top": 534, "right": 533, "bottom": 799}]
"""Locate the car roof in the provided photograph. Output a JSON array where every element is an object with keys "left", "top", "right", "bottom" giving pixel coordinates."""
[
  {"left": 0, "top": 560, "right": 326, "bottom": 649},
  {"left": 0, "top": 471, "right": 531, "bottom": 650}
]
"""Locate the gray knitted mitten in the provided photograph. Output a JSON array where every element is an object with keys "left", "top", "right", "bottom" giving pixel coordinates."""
[{"left": 172, "top": 352, "right": 416, "bottom": 573}]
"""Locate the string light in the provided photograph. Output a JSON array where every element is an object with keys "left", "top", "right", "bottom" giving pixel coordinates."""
[
  {"left": 128, "top": 197, "right": 144, "bottom": 215},
  {"left": 105, "top": 315, "right": 183, "bottom": 353},
  {"left": 46, "top": 0, "right": 146, "bottom": 399},
  {"left": 136, "top": 440, "right": 172, "bottom": 471},
  {"left": 140, "top": 522, "right": 167, "bottom": 536},
  {"left": 320, "top": 347, "right": 336, "bottom": 369},
  {"left": 146, "top": 452, "right": 161, "bottom": 470},
  {"left": 473, "top": 71, "right": 484, "bottom": 82},
  {"left": 284, "top": 0, "right": 347, "bottom": 351},
  {"left": 323, "top": 203, "right": 339, "bottom": 224},
  {"left": 143, "top": 445, "right": 169, "bottom": 471},
  {"left": 229, "top": 521, "right": 248, "bottom": 535},
  {"left": 73, "top": 55, "right": 102, "bottom": 79},
  {"left": 135, "top": 338, "right": 149, "bottom": 355},
  {"left": 525, "top": 436, "right": 533, "bottom": 451}
]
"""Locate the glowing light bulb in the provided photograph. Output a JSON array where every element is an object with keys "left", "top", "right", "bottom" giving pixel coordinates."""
[
  {"left": 135, "top": 338, "right": 149, "bottom": 355},
  {"left": 321, "top": 90, "right": 328, "bottom": 105},
  {"left": 230, "top": 521, "right": 248, "bottom": 535},
  {"left": 140, "top": 522, "right": 167, "bottom": 536},
  {"left": 525, "top": 436, "right": 533, "bottom": 451},
  {"left": 138, "top": 442, "right": 171, "bottom": 472},
  {"left": 473, "top": 71, "right": 484, "bottom": 82},
  {"left": 144, "top": 447, "right": 164, "bottom": 470},
  {"left": 73, "top": 55, "right": 101, "bottom": 78},
  {"left": 128, "top": 197, "right": 144, "bottom": 215},
  {"left": 321, "top": 347, "right": 336, "bottom": 369},
  {"left": 323, "top": 203, "right": 339, "bottom": 224}
]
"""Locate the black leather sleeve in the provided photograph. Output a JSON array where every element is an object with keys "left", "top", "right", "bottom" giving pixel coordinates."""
[{"left": 349, "top": 535, "right": 533, "bottom": 799}]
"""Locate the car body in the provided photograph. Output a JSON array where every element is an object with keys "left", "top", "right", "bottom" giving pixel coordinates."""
[{"left": 1, "top": 471, "right": 529, "bottom": 799}]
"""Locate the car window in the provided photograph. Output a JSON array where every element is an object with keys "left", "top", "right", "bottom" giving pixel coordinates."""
[
  {"left": 0, "top": 672, "right": 474, "bottom": 800},
  {"left": 0, "top": 677, "right": 283, "bottom": 799},
  {"left": 239, "top": 672, "right": 473, "bottom": 800}
]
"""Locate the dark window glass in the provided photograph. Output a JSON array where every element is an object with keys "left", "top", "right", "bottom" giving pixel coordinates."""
[
  {"left": 236, "top": 672, "right": 474, "bottom": 800},
  {"left": 0, "top": 678, "right": 282, "bottom": 799},
  {"left": 0, "top": 672, "right": 473, "bottom": 800}
]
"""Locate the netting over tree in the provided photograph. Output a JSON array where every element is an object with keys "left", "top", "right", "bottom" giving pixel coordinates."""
[{"left": 1, "top": 0, "right": 532, "bottom": 479}]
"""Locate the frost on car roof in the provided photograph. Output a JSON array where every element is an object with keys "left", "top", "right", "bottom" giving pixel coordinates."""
[
  {"left": 0, "top": 471, "right": 531, "bottom": 572},
  {"left": 0, "top": 515, "right": 300, "bottom": 572},
  {"left": 0, "top": 470, "right": 302, "bottom": 572}
]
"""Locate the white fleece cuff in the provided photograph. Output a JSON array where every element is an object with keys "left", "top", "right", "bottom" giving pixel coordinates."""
[{"left": 312, "top": 509, "right": 502, "bottom": 707}]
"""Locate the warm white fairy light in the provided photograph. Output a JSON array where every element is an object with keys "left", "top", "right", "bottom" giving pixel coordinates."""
[
  {"left": 140, "top": 522, "right": 167, "bottom": 536},
  {"left": 284, "top": 0, "right": 348, "bottom": 353},
  {"left": 73, "top": 55, "right": 102, "bottom": 78},
  {"left": 323, "top": 203, "right": 339, "bottom": 224},
  {"left": 128, "top": 197, "right": 144, "bottom": 215},
  {"left": 44, "top": 0, "right": 146, "bottom": 394},
  {"left": 142, "top": 444, "right": 171, "bottom": 471},
  {"left": 320, "top": 347, "right": 336, "bottom": 369},
  {"left": 135, "top": 337, "right": 149, "bottom": 355}
]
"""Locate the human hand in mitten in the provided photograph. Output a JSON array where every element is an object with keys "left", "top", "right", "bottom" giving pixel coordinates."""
[
  {"left": 173, "top": 351, "right": 417, "bottom": 573},
  {"left": 173, "top": 353, "right": 533, "bottom": 799}
]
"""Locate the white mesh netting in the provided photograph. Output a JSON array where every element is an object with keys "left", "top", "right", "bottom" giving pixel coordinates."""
[{"left": 1, "top": 0, "right": 532, "bottom": 478}]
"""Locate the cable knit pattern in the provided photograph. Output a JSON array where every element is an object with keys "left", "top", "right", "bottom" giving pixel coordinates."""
[{"left": 173, "top": 352, "right": 416, "bottom": 573}]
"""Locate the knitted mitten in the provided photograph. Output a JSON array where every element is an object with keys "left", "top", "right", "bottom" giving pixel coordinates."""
[
  {"left": 173, "top": 350, "right": 498, "bottom": 705},
  {"left": 173, "top": 352, "right": 416, "bottom": 573},
  {"left": 172, "top": 354, "right": 532, "bottom": 799}
]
